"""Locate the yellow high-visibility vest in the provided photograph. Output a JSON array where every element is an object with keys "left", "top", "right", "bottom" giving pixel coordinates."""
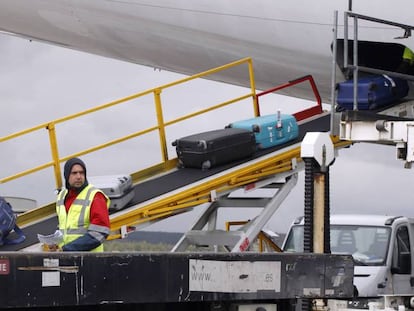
[
  {"left": 403, "top": 47, "right": 414, "bottom": 65},
  {"left": 56, "top": 185, "right": 110, "bottom": 252}
]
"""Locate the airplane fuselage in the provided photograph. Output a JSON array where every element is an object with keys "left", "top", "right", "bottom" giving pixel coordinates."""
[{"left": 0, "top": 1, "right": 413, "bottom": 102}]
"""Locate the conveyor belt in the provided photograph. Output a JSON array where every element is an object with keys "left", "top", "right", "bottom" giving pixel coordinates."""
[
  {"left": 1, "top": 113, "right": 330, "bottom": 251},
  {"left": 130, "top": 113, "right": 330, "bottom": 205}
]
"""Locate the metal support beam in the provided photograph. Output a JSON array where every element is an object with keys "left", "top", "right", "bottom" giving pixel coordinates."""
[
  {"left": 172, "top": 168, "right": 300, "bottom": 253},
  {"left": 300, "top": 132, "right": 335, "bottom": 311},
  {"left": 301, "top": 132, "right": 335, "bottom": 254}
]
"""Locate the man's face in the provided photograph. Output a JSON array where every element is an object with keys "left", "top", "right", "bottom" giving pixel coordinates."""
[{"left": 68, "top": 164, "right": 85, "bottom": 188}]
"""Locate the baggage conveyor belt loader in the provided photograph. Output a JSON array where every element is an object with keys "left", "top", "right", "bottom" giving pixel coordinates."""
[
  {"left": 0, "top": 60, "right": 356, "bottom": 310},
  {"left": 0, "top": 131, "right": 355, "bottom": 311}
]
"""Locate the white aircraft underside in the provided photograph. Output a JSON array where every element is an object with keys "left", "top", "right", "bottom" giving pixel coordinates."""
[{"left": 0, "top": 0, "right": 413, "bottom": 102}]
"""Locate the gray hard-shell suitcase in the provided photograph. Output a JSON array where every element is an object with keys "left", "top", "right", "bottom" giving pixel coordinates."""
[
  {"left": 107, "top": 188, "right": 135, "bottom": 211},
  {"left": 89, "top": 175, "right": 134, "bottom": 211}
]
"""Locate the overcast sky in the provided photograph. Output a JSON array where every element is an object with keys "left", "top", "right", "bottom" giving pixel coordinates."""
[{"left": 1, "top": 34, "right": 414, "bottom": 234}]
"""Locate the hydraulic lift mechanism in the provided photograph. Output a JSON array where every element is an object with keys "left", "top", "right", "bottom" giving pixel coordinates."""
[{"left": 339, "top": 111, "right": 414, "bottom": 168}]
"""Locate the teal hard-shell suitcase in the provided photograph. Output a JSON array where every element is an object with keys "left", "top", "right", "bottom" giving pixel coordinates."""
[{"left": 228, "top": 113, "right": 299, "bottom": 149}]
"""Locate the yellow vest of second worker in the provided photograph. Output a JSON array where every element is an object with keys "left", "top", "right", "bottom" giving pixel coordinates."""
[
  {"left": 56, "top": 185, "right": 109, "bottom": 252},
  {"left": 403, "top": 47, "right": 414, "bottom": 65}
]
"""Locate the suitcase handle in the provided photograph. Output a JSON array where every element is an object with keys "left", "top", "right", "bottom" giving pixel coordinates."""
[
  {"left": 117, "top": 176, "right": 128, "bottom": 184},
  {"left": 276, "top": 110, "right": 282, "bottom": 128}
]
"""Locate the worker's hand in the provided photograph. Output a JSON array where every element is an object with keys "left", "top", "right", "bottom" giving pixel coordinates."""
[{"left": 42, "top": 244, "right": 62, "bottom": 252}]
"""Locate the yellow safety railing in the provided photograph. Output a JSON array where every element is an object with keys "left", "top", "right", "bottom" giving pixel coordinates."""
[{"left": 0, "top": 58, "right": 257, "bottom": 190}]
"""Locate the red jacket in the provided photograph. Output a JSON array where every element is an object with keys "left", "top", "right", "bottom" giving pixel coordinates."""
[{"left": 65, "top": 189, "right": 110, "bottom": 228}]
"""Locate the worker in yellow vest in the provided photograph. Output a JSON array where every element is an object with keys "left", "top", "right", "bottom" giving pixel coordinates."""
[
  {"left": 54, "top": 157, "right": 110, "bottom": 252},
  {"left": 397, "top": 46, "right": 414, "bottom": 75}
]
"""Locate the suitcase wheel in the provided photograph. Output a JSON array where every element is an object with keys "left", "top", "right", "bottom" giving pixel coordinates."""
[
  {"left": 177, "top": 159, "right": 185, "bottom": 169},
  {"left": 252, "top": 124, "right": 260, "bottom": 133},
  {"left": 335, "top": 104, "right": 346, "bottom": 112},
  {"left": 197, "top": 140, "right": 207, "bottom": 150},
  {"left": 201, "top": 160, "right": 211, "bottom": 170}
]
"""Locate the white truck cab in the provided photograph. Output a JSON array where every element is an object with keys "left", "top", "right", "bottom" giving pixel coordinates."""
[{"left": 283, "top": 214, "right": 414, "bottom": 300}]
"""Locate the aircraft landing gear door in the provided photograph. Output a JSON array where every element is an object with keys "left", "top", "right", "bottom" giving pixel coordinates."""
[{"left": 391, "top": 225, "right": 413, "bottom": 295}]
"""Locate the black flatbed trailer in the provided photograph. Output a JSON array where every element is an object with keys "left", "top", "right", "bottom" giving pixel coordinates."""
[{"left": 0, "top": 251, "right": 353, "bottom": 310}]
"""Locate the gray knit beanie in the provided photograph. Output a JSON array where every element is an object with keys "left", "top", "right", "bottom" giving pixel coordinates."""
[{"left": 63, "top": 157, "right": 88, "bottom": 190}]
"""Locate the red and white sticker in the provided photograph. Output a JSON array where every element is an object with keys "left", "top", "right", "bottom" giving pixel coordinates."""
[{"left": 0, "top": 259, "right": 10, "bottom": 275}]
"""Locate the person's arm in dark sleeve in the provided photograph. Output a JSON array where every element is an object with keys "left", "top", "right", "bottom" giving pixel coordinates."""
[
  {"left": 62, "top": 234, "right": 101, "bottom": 251},
  {"left": 62, "top": 192, "right": 110, "bottom": 251}
]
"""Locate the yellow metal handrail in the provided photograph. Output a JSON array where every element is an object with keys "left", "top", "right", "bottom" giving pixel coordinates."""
[{"left": 0, "top": 58, "right": 256, "bottom": 190}]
